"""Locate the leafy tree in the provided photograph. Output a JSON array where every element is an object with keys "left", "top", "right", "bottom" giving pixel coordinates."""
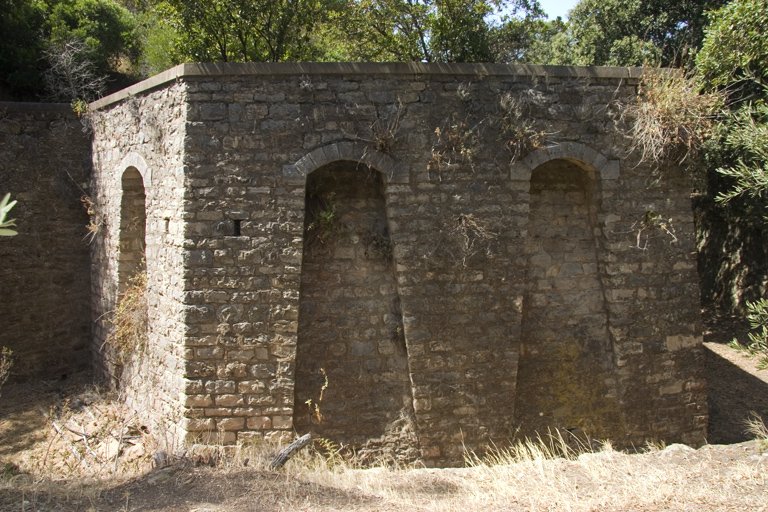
[
  {"left": 697, "top": 0, "right": 768, "bottom": 91},
  {"left": 136, "top": 10, "right": 185, "bottom": 75},
  {"left": 491, "top": 15, "right": 565, "bottom": 64},
  {"left": 0, "top": 0, "right": 48, "bottom": 98},
  {"left": 553, "top": 0, "right": 728, "bottom": 67},
  {"left": 150, "top": 0, "right": 324, "bottom": 63},
  {"left": 696, "top": 0, "right": 768, "bottom": 208},
  {"left": 334, "top": 0, "right": 542, "bottom": 63},
  {"left": 693, "top": 0, "right": 768, "bottom": 313},
  {"left": 45, "top": 0, "right": 140, "bottom": 74},
  {"left": 0, "top": 0, "right": 140, "bottom": 100}
]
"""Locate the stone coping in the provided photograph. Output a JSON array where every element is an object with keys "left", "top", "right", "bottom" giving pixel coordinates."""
[{"left": 90, "top": 62, "right": 645, "bottom": 111}]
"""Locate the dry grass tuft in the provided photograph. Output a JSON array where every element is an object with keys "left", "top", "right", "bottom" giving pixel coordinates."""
[
  {"left": 623, "top": 71, "right": 721, "bottom": 172},
  {"left": 106, "top": 270, "right": 148, "bottom": 365}
]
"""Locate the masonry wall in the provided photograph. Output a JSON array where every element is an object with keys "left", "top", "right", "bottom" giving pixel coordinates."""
[
  {"left": 0, "top": 103, "right": 91, "bottom": 381},
  {"left": 89, "top": 85, "right": 188, "bottom": 445},
  {"left": 294, "top": 162, "right": 415, "bottom": 461},
  {"left": 90, "top": 63, "right": 705, "bottom": 466}
]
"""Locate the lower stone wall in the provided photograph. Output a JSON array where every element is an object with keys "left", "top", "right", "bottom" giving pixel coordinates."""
[{"left": 0, "top": 103, "right": 91, "bottom": 381}]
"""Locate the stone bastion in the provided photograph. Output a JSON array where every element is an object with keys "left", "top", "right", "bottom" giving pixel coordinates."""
[{"left": 5, "top": 62, "right": 706, "bottom": 467}]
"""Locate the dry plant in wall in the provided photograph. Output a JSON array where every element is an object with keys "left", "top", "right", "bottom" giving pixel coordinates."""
[
  {"left": 450, "top": 213, "right": 499, "bottom": 267},
  {"left": 497, "top": 91, "right": 551, "bottom": 162},
  {"left": 369, "top": 99, "right": 405, "bottom": 154},
  {"left": 622, "top": 70, "right": 722, "bottom": 174},
  {"left": 105, "top": 271, "right": 148, "bottom": 366},
  {"left": 428, "top": 115, "right": 480, "bottom": 179}
]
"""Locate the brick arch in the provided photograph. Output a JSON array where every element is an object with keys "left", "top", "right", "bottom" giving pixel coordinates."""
[
  {"left": 119, "top": 152, "right": 151, "bottom": 188},
  {"left": 510, "top": 142, "right": 620, "bottom": 183},
  {"left": 287, "top": 142, "right": 409, "bottom": 184}
]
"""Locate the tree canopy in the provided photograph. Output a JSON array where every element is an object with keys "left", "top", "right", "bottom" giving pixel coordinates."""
[
  {"left": 1, "top": 0, "right": 139, "bottom": 100},
  {"left": 544, "top": 0, "right": 728, "bottom": 67}
]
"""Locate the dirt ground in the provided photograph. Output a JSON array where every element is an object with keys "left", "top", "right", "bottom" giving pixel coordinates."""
[{"left": 0, "top": 310, "right": 766, "bottom": 512}]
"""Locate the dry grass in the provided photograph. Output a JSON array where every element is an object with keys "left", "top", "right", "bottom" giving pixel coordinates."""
[
  {"left": 622, "top": 70, "right": 722, "bottom": 172},
  {"left": 1, "top": 379, "right": 767, "bottom": 511},
  {"left": 106, "top": 270, "right": 148, "bottom": 365},
  {"left": 296, "top": 438, "right": 768, "bottom": 512}
]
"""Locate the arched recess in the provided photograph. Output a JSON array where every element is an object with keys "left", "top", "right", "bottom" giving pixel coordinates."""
[
  {"left": 286, "top": 142, "right": 409, "bottom": 185},
  {"left": 513, "top": 155, "right": 622, "bottom": 441},
  {"left": 293, "top": 158, "right": 413, "bottom": 452},
  {"left": 117, "top": 167, "right": 147, "bottom": 295}
]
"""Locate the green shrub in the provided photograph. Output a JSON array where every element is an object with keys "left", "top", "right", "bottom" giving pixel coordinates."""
[{"left": 730, "top": 298, "right": 768, "bottom": 369}]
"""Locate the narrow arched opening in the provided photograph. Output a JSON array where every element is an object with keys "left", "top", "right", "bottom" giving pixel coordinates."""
[
  {"left": 294, "top": 161, "right": 412, "bottom": 452},
  {"left": 514, "top": 158, "right": 621, "bottom": 441},
  {"left": 118, "top": 167, "right": 147, "bottom": 293}
]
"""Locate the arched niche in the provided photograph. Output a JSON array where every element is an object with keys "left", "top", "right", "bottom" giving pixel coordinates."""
[
  {"left": 117, "top": 167, "right": 147, "bottom": 294},
  {"left": 514, "top": 157, "right": 621, "bottom": 441},
  {"left": 293, "top": 159, "right": 412, "bottom": 451}
]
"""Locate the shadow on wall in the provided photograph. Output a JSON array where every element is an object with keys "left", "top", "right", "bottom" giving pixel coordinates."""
[
  {"left": 294, "top": 160, "right": 413, "bottom": 450},
  {"left": 515, "top": 158, "right": 622, "bottom": 441}
]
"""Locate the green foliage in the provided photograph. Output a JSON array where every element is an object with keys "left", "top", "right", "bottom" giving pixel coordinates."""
[
  {"left": 0, "top": 0, "right": 48, "bottom": 98},
  {"left": 0, "top": 0, "right": 140, "bottom": 100},
  {"left": 729, "top": 298, "right": 768, "bottom": 369},
  {"left": 0, "top": 193, "right": 18, "bottom": 237},
  {"left": 696, "top": 1, "right": 768, "bottom": 219},
  {"left": 551, "top": 0, "right": 727, "bottom": 67},
  {"left": 331, "top": 0, "right": 542, "bottom": 63},
  {"left": 715, "top": 102, "right": 768, "bottom": 208},
  {"left": 45, "top": 0, "right": 140, "bottom": 73},
  {"left": 492, "top": 16, "right": 565, "bottom": 64},
  {"left": 697, "top": 0, "right": 768, "bottom": 90},
  {"left": 136, "top": 10, "right": 184, "bottom": 76},
  {"left": 151, "top": 0, "right": 324, "bottom": 63}
]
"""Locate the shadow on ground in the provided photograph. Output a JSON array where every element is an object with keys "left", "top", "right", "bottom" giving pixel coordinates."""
[
  {"left": 0, "top": 467, "right": 391, "bottom": 512},
  {"left": 705, "top": 345, "right": 768, "bottom": 443}
]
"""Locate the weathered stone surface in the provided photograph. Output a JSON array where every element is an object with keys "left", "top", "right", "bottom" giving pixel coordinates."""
[
  {"left": 0, "top": 103, "right": 91, "bottom": 381},
  {"left": 5, "top": 62, "right": 702, "bottom": 467}
]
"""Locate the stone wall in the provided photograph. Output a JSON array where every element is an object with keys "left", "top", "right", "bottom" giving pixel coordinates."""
[
  {"left": 294, "top": 162, "right": 412, "bottom": 448},
  {"left": 89, "top": 63, "right": 705, "bottom": 466},
  {"left": 0, "top": 103, "right": 91, "bottom": 381},
  {"left": 88, "top": 85, "right": 188, "bottom": 446}
]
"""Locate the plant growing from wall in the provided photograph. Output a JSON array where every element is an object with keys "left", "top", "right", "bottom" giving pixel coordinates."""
[
  {"left": 305, "top": 190, "right": 345, "bottom": 253},
  {"left": 106, "top": 270, "right": 148, "bottom": 366},
  {"left": 619, "top": 70, "right": 721, "bottom": 177},
  {"left": 0, "top": 348, "right": 13, "bottom": 398},
  {"left": 428, "top": 114, "right": 480, "bottom": 179},
  {"left": 0, "top": 193, "right": 18, "bottom": 237},
  {"left": 450, "top": 213, "right": 499, "bottom": 266},
  {"left": 304, "top": 368, "right": 328, "bottom": 425},
  {"left": 0, "top": 193, "right": 16, "bottom": 393},
  {"left": 80, "top": 195, "right": 102, "bottom": 242},
  {"left": 497, "top": 91, "right": 550, "bottom": 162},
  {"left": 369, "top": 99, "right": 405, "bottom": 154},
  {"left": 631, "top": 210, "right": 678, "bottom": 250}
]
